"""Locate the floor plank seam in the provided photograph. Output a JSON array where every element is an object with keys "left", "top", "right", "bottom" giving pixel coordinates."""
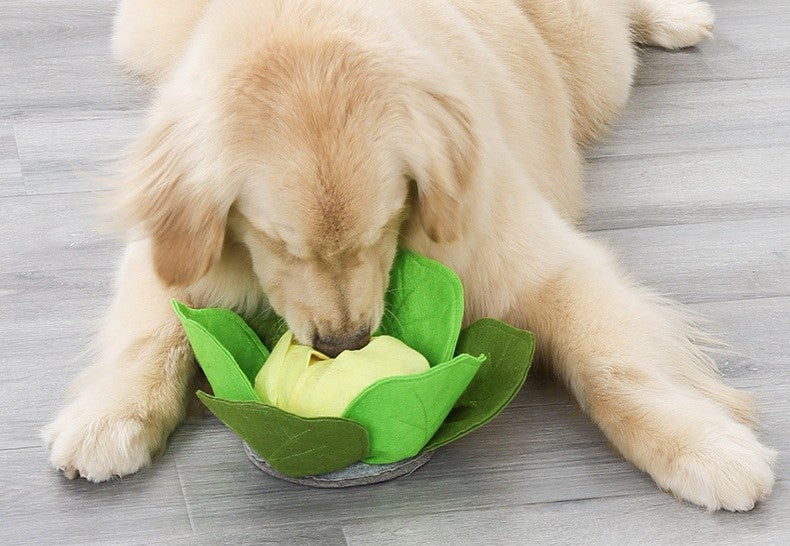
[
  {"left": 586, "top": 143, "right": 790, "bottom": 163},
  {"left": 641, "top": 292, "right": 790, "bottom": 308},
  {"left": 19, "top": 187, "right": 113, "bottom": 199},
  {"left": 0, "top": 265, "right": 118, "bottom": 276},
  {"left": 586, "top": 212, "right": 790, "bottom": 234},
  {"left": 337, "top": 526, "right": 351, "bottom": 546},
  {"left": 6, "top": 106, "right": 147, "bottom": 122},
  {"left": 8, "top": 123, "right": 26, "bottom": 196},
  {"left": 172, "top": 454, "right": 197, "bottom": 534},
  {"left": 633, "top": 74, "right": 784, "bottom": 88},
  {"left": 332, "top": 492, "right": 648, "bottom": 530},
  {"left": 685, "top": 294, "right": 790, "bottom": 306},
  {"left": 0, "top": 445, "right": 42, "bottom": 453},
  {"left": 586, "top": 142, "right": 790, "bottom": 162},
  {"left": 9, "top": 108, "right": 148, "bottom": 124},
  {"left": 583, "top": 209, "right": 790, "bottom": 233}
]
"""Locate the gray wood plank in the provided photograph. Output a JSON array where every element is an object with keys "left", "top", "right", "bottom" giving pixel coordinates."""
[
  {"left": 166, "top": 526, "right": 348, "bottom": 545},
  {"left": 1, "top": 1, "right": 121, "bottom": 61},
  {"left": 1, "top": 54, "right": 147, "bottom": 118},
  {"left": 688, "top": 296, "right": 790, "bottom": 390},
  {"left": 0, "top": 267, "right": 112, "bottom": 449},
  {"left": 14, "top": 113, "right": 142, "bottom": 195},
  {"left": 594, "top": 215, "right": 789, "bottom": 304},
  {"left": 0, "top": 192, "right": 123, "bottom": 274},
  {"left": 342, "top": 484, "right": 789, "bottom": 545},
  {"left": 0, "top": 447, "right": 193, "bottom": 545},
  {"left": 583, "top": 146, "right": 790, "bottom": 230},
  {"left": 0, "top": 122, "right": 23, "bottom": 196},
  {"left": 589, "top": 78, "right": 790, "bottom": 158},
  {"left": 0, "top": 1, "right": 148, "bottom": 117}
]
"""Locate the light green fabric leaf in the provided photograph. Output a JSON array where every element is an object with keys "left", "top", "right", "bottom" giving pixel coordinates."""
[
  {"left": 376, "top": 249, "right": 464, "bottom": 366},
  {"left": 172, "top": 301, "right": 267, "bottom": 401},
  {"left": 423, "top": 319, "right": 535, "bottom": 452},
  {"left": 197, "top": 392, "right": 369, "bottom": 477},
  {"left": 342, "top": 353, "right": 484, "bottom": 464}
]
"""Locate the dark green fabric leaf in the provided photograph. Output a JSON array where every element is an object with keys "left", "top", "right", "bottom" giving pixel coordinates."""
[
  {"left": 376, "top": 248, "right": 464, "bottom": 366},
  {"left": 172, "top": 301, "right": 268, "bottom": 401},
  {"left": 342, "top": 353, "right": 484, "bottom": 464},
  {"left": 198, "top": 392, "right": 369, "bottom": 477},
  {"left": 422, "top": 319, "right": 535, "bottom": 452},
  {"left": 246, "top": 307, "right": 289, "bottom": 352}
]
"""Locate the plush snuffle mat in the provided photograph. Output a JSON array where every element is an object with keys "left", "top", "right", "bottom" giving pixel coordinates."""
[{"left": 173, "top": 249, "right": 535, "bottom": 478}]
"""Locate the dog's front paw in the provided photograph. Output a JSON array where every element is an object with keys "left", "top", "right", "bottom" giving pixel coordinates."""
[
  {"left": 43, "top": 401, "right": 164, "bottom": 482},
  {"left": 638, "top": 0, "right": 715, "bottom": 49},
  {"left": 655, "top": 422, "right": 776, "bottom": 511}
]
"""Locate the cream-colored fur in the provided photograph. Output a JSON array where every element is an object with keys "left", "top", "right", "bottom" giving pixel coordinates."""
[{"left": 45, "top": 0, "right": 776, "bottom": 511}]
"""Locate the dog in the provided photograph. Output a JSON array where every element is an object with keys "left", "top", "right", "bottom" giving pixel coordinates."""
[{"left": 44, "top": 0, "right": 776, "bottom": 511}]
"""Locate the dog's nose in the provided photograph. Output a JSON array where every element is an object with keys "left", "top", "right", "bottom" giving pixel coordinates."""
[{"left": 313, "top": 328, "right": 371, "bottom": 358}]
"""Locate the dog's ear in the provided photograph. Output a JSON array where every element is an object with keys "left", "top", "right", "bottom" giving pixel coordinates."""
[
  {"left": 403, "top": 82, "right": 479, "bottom": 244},
  {"left": 113, "top": 118, "right": 229, "bottom": 286}
]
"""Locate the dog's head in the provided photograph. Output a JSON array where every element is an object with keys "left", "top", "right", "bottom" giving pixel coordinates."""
[{"left": 115, "top": 37, "right": 478, "bottom": 356}]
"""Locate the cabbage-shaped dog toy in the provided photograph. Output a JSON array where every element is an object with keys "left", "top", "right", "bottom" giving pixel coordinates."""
[
  {"left": 173, "top": 248, "right": 534, "bottom": 477},
  {"left": 255, "top": 332, "right": 431, "bottom": 417}
]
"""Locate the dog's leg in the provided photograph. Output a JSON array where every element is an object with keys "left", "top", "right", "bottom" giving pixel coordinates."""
[
  {"left": 504, "top": 228, "right": 775, "bottom": 511},
  {"left": 630, "top": 0, "right": 715, "bottom": 49},
  {"left": 113, "top": 0, "right": 211, "bottom": 82},
  {"left": 43, "top": 241, "right": 195, "bottom": 482},
  {"left": 513, "top": 0, "right": 638, "bottom": 145}
]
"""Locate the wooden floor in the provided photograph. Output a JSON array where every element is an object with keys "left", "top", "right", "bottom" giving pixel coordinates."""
[{"left": 1, "top": 1, "right": 788, "bottom": 543}]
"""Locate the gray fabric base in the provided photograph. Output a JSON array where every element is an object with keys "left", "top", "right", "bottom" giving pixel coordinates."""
[{"left": 243, "top": 442, "right": 433, "bottom": 488}]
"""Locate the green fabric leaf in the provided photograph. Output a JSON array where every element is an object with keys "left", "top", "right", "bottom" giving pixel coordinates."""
[
  {"left": 422, "top": 319, "right": 535, "bottom": 452},
  {"left": 172, "top": 301, "right": 268, "bottom": 401},
  {"left": 246, "top": 307, "right": 289, "bottom": 353},
  {"left": 342, "top": 353, "right": 484, "bottom": 464},
  {"left": 197, "top": 392, "right": 369, "bottom": 477},
  {"left": 376, "top": 248, "right": 464, "bottom": 366}
]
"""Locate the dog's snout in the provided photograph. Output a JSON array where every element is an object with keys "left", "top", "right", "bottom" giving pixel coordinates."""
[{"left": 313, "top": 328, "right": 371, "bottom": 358}]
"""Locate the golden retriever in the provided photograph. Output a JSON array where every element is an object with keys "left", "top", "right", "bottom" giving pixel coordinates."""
[{"left": 44, "top": 0, "right": 776, "bottom": 511}]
